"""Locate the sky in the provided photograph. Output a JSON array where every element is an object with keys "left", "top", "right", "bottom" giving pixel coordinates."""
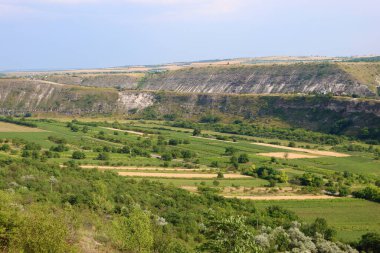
[{"left": 0, "top": 0, "right": 379, "bottom": 71}]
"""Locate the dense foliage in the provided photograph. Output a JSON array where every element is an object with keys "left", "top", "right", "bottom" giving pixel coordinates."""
[{"left": 0, "top": 158, "right": 360, "bottom": 252}]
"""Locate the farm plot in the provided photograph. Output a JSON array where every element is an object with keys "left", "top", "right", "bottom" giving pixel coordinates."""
[
  {"left": 0, "top": 122, "right": 45, "bottom": 132},
  {"left": 80, "top": 165, "right": 209, "bottom": 171},
  {"left": 254, "top": 198, "right": 380, "bottom": 242},
  {"left": 118, "top": 171, "right": 250, "bottom": 179},
  {"left": 257, "top": 152, "right": 319, "bottom": 159},
  {"left": 251, "top": 142, "right": 350, "bottom": 157}
]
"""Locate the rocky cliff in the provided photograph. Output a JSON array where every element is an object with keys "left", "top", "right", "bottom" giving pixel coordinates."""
[
  {"left": 140, "top": 63, "right": 379, "bottom": 97},
  {"left": 0, "top": 79, "right": 379, "bottom": 136}
]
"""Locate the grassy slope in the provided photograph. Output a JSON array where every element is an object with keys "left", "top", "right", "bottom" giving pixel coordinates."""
[{"left": 338, "top": 62, "right": 380, "bottom": 92}]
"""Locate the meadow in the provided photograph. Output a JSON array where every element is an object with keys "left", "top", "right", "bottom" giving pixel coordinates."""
[{"left": 254, "top": 198, "right": 380, "bottom": 242}]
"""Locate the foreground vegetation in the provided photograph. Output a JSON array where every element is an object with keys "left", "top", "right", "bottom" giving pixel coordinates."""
[{"left": 0, "top": 159, "right": 375, "bottom": 252}]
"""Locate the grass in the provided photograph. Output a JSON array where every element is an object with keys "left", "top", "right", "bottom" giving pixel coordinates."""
[{"left": 254, "top": 198, "right": 380, "bottom": 242}]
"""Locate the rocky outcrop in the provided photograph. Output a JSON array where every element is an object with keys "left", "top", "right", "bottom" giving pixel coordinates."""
[
  {"left": 140, "top": 64, "right": 376, "bottom": 97},
  {"left": 0, "top": 79, "right": 379, "bottom": 135}
]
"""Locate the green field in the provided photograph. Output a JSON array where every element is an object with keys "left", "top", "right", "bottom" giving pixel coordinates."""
[{"left": 254, "top": 198, "right": 380, "bottom": 242}]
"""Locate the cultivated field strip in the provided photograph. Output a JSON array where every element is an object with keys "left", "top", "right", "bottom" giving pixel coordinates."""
[
  {"left": 251, "top": 142, "right": 350, "bottom": 157},
  {"left": 118, "top": 172, "right": 251, "bottom": 179},
  {"left": 80, "top": 165, "right": 210, "bottom": 171}
]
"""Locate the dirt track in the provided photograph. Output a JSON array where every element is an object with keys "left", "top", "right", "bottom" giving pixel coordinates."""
[
  {"left": 118, "top": 172, "right": 250, "bottom": 179},
  {"left": 258, "top": 152, "right": 319, "bottom": 159},
  {"left": 251, "top": 142, "right": 350, "bottom": 157}
]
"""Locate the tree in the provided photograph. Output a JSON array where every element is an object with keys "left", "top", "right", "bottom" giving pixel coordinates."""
[
  {"left": 238, "top": 153, "right": 249, "bottom": 163},
  {"left": 217, "top": 172, "right": 224, "bottom": 179},
  {"left": 302, "top": 218, "right": 336, "bottom": 241},
  {"left": 111, "top": 209, "right": 153, "bottom": 253},
  {"left": 358, "top": 232, "right": 380, "bottom": 253},
  {"left": 72, "top": 151, "right": 86, "bottom": 160}
]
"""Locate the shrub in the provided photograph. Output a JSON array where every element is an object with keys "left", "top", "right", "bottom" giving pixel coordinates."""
[
  {"left": 192, "top": 128, "right": 201, "bottom": 136},
  {"left": 161, "top": 153, "right": 173, "bottom": 161},
  {"left": 238, "top": 153, "right": 249, "bottom": 163},
  {"left": 111, "top": 209, "right": 153, "bottom": 252},
  {"left": 10, "top": 209, "right": 73, "bottom": 253},
  {"left": 96, "top": 152, "right": 110, "bottom": 161},
  {"left": 72, "top": 151, "right": 86, "bottom": 160},
  {"left": 357, "top": 232, "right": 380, "bottom": 253},
  {"left": 168, "top": 139, "right": 178, "bottom": 146}
]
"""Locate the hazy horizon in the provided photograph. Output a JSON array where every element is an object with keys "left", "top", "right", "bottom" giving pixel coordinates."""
[{"left": 1, "top": 0, "right": 379, "bottom": 71}]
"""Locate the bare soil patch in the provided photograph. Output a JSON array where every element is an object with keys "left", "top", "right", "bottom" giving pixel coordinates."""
[
  {"left": 252, "top": 142, "right": 349, "bottom": 157},
  {"left": 0, "top": 122, "right": 45, "bottom": 132},
  {"left": 118, "top": 172, "right": 250, "bottom": 179},
  {"left": 258, "top": 152, "right": 319, "bottom": 159}
]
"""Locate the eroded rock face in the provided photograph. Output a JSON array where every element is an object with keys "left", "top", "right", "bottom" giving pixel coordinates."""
[
  {"left": 141, "top": 64, "right": 376, "bottom": 97},
  {"left": 0, "top": 79, "right": 119, "bottom": 114},
  {"left": 117, "top": 92, "right": 155, "bottom": 112}
]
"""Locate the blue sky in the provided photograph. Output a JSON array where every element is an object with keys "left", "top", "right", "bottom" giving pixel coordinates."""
[{"left": 0, "top": 0, "right": 379, "bottom": 70}]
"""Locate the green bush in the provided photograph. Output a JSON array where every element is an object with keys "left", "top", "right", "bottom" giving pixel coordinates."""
[{"left": 72, "top": 151, "right": 86, "bottom": 160}]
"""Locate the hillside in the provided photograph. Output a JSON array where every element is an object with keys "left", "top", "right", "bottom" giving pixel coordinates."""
[
  {"left": 42, "top": 73, "right": 142, "bottom": 89},
  {"left": 139, "top": 63, "right": 379, "bottom": 97},
  {"left": 4, "top": 61, "right": 380, "bottom": 97},
  {"left": 0, "top": 79, "right": 379, "bottom": 138}
]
